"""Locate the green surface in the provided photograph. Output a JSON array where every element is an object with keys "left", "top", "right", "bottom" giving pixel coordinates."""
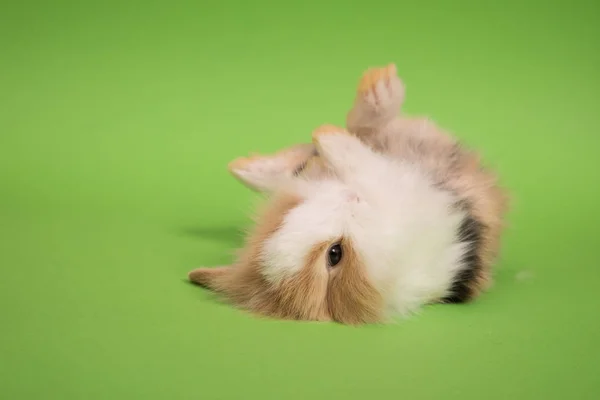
[{"left": 1, "top": 1, "right": 599, "bottom": 399}]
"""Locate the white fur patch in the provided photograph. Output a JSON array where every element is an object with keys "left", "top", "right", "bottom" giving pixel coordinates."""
[
  {"left": 260, "top": 133, "right": 468, "bottom": 315},
  {"left": 260, "top": 180, "right": 358, "bottom": 283}
]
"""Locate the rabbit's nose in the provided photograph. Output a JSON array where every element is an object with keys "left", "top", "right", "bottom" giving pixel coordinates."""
[{"left": 343, "top": 189, "right": 360, "bottom": 203}]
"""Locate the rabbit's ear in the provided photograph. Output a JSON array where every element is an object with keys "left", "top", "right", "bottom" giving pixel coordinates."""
[
  {"left": 228, "top": 144, "right": 316, "bottom": 193},
  {"left": 188, "top": 266, "right": 232, "bottom": 292}
]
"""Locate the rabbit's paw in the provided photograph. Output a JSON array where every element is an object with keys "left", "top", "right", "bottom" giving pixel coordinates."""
[{"left": 356, "top": 63, "right": 404, "bottom": 110}]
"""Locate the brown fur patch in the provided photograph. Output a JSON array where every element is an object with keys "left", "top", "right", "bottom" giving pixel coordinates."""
[
  {"left": 189, "top": 192, "right": 333, "bottom": 321},
  {"left": 189, "top": 196, "right": 384, "bottom": 323},
  {"left": 188, "top": 266, "right": 231, "bottom": 290},
  {"left": 357, "top": 63, "right": 397, "bottom": 98},
  {"left": 326, "top": 238, "right": 384, "bottom": 325}
]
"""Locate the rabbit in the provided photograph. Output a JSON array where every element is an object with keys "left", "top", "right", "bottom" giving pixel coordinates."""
[{"left": 188, "top": 63, "right": 509, "bottom": 325}]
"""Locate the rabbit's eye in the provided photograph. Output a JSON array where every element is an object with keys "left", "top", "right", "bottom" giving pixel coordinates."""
[{"left": 327, "top": 243, "right": 343, "bottom": 267}]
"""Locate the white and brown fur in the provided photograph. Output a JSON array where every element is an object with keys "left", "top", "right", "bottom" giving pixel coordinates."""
[{"left": 189, "top": 64, "right": 509, "bottom": 325}]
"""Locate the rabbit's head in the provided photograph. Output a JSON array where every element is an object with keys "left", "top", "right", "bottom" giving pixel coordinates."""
[{"left": 189, "top": 130, "right": 472, "bottom": 324}]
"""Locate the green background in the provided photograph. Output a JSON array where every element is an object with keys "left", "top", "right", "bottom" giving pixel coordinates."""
[{"left": 1, "top": 0, "right": 599, "bottom": 398}]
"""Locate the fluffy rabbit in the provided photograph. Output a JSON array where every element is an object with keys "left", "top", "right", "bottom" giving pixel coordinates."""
[{"left": 188, "top": 63, "right": 509, "bottom": 325}]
